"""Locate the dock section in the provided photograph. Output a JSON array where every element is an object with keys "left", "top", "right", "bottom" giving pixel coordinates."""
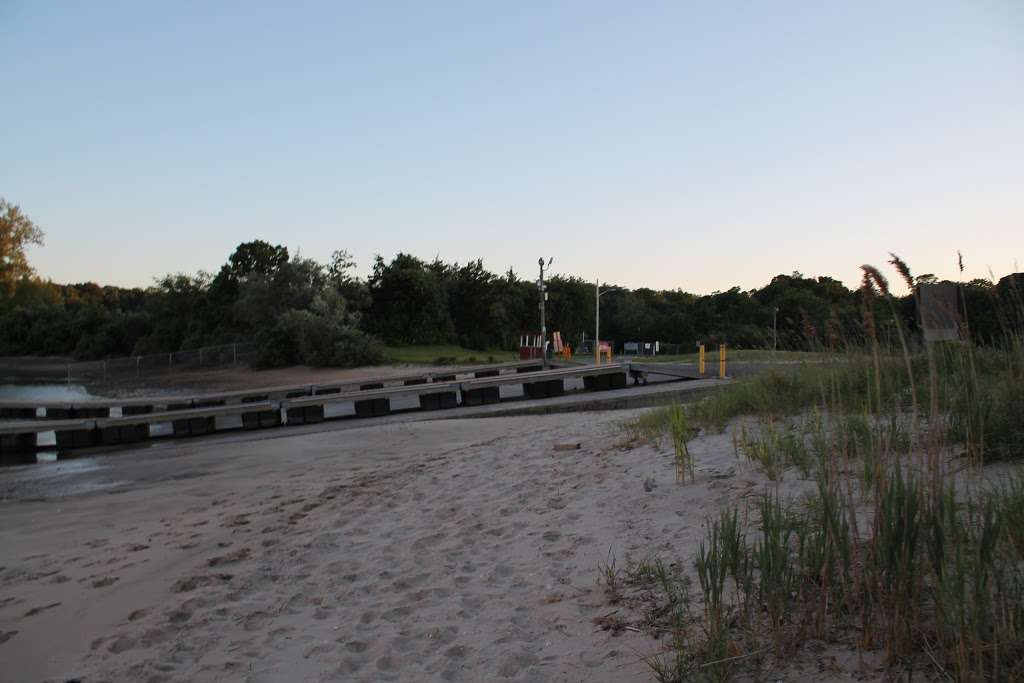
[{"left": 0, "top": 361, "right": 718, "bottom": 456}]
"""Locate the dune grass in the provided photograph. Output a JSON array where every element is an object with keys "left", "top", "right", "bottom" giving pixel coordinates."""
[
  {"left": 382, "top": 345, "right": 517, "bottom": 366},
  {"left": 617, "top": 256, "right": 1024, "bottom": 681}
]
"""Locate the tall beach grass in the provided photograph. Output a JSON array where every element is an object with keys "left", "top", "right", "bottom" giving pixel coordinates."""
[{"left": 620, "top": 255, "right": 1024, "bottom": 681}]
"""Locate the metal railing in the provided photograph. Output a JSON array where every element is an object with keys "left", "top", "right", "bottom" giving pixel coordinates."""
[{"left": 65, "top": 342, "right": 257, "bottom": 383}]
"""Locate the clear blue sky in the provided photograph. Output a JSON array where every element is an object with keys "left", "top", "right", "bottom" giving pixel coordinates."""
[{"left": 2, "top": 1, "right": 1021, "bottom": 293}]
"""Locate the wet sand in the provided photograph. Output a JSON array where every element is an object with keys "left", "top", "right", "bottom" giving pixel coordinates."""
[{"left": 1, "top": 410, "right": 854, "bottom": 682}]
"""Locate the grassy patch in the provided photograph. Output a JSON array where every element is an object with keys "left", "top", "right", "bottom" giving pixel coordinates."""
[
  {"left": 625, "top": 340, "right": 1021, "bottom": 464},
  {"left": 627, "top": 473, "right": 1024, "bottom": 682},
  {"left": 382, "top": 344, "right": 517, "bottom": 366}
]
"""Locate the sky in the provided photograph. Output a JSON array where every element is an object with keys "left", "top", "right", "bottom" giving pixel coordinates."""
[{"left": 1, "top": 1, "right": 1022, "bottom": 294}]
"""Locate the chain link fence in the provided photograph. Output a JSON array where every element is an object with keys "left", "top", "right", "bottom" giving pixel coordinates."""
[{"left": 65, "top": 342, "right": 257, "bottom": 383}]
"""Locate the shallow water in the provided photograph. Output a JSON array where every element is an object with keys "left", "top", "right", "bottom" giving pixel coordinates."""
[
  {"left": 0, "top": 383, "right": 110, "bottom": 467},
  {"left": 0, "top": 383, "right": 106, "bottom": 402}
]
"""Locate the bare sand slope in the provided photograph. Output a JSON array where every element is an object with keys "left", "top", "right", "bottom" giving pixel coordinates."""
[{"left": 1, "top": 411, "right": 826, "bottom": 683}]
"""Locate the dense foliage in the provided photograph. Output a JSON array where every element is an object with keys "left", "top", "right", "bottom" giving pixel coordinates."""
[{"left": 1, "top": 199, "right": 1020, "bottom": 367}]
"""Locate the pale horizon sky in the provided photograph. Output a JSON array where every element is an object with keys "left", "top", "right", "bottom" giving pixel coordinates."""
[{"left": 2, "top": 1, "right": 1022, "bottom": 295}]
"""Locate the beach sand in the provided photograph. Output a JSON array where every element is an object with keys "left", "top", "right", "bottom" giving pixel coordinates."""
[{"left": 1, "top": 410, "right": 856, "bottom": 682}]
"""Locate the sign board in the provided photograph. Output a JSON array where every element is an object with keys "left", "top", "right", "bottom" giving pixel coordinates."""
[{"left": 918, "top": 282, "right": 962, "bottom": 342}]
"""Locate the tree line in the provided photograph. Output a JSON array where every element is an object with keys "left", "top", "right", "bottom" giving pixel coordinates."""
[{"left": 1, "top": 199, "right": 1019, "bottom": 367}]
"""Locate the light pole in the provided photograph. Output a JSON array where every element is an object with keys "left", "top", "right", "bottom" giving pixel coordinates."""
[
  {"left": 595, "top": 279, "right": 616, "bottom": 365},
  {"left": 538, "top": 257, "right": 552, "bottom": 363}
]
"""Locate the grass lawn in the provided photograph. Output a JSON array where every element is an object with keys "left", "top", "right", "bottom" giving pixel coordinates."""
[
  {"left": 383, "top": 345, "right": 518, "bottom": 366},
  {"left": 636, "top": 349, "right": 835, "bottom": 363}
]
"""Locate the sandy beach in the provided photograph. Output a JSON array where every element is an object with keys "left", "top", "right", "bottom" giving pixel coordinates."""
[{"left": 2, "top": 409, "right": 866, "bottom": 682}]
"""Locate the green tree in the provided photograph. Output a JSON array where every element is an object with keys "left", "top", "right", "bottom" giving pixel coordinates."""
[
  {"left": 0, "top": 199, "right": 45, "bottom": 297},
  {"left": 367, "top": 253, "right": 453, "bottom": 344}
]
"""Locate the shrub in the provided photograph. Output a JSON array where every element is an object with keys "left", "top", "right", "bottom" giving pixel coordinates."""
[{"left": 254, "top": 311, "right": 384, "bottom": 369}]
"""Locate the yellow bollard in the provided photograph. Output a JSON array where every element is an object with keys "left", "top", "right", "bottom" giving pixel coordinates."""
[
  {"left": 718, "top": 344, "right": 727, "bottom": 378},
  {"left": 698, "top": 344, "right": 705, "bottom": 375}
]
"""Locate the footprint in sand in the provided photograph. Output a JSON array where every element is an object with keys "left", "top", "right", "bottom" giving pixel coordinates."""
[
  {"left": 376, "top": 655, "right": 398, "bottom": 672},
  {"left": 223, "top": 514, "right": 250, "bottom": 528},
  {"left": 21, "top": 602, "right": 61, "bottom": 617},
  {"left": 0, "top": 630, "right": 17, "bottom": 644},
  {"left": 344, "top": 640, "right": 370, "bottom": 653},
  {"left": 497, "top": 651, "right": 540, "bottom": 677},
  {"left": 166, "top": 608, "right": 192, "bottom": 624},
  {"left": 304, "top": 643, "right": 336, "bottom": 658},
  {"left": 243, "top": 611, "right": 271, "bottom": 631},
  {"left": 206, "top": 548, "right": 251, "bottom": 567},
  {"left": 172, "top": 574, "right": 233, "bottom": 593},
  {"left": 107, "top": 635, "right": 136, "bottom": 654},
  {"left": 92, "top": 576, "right": 119, "bottom": 588},
  {"left": 334, "top": 656, "right": 368, "bottom": 675}
]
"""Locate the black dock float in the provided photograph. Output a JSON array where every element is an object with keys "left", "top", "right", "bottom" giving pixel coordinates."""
[
  {"left": 0, "top": 433, "right": 37, "bottom": 452},
  {"left": 524, "top": 379, "right": 566, "bottom": 399},
  {"left": 172, "top": 416, "right": 217, "bottom": 438},
  {"left": 583, "top": 372, "right": 627, "bottom": 391},
  {"left": 286, "top": 405, "right": 325, "bottom": 425},
  {"left": 122, "top": 405, "right": 154, "bottom": 416},
  {"left": 355, "top": 398, "right": 390, "bottom": 418},
  {"left": 98, "top": 424, "right": 150, "bottom": 445},
  {"left": 55, "top": 427, "right": 98, "bottom": 449},
  {"left": 419, "top": 392, "right": 458, "bottom": 411},
  {"left": 242, "top": 409, "right": 282, "bottom": 430},
  {"left": 0, "top": 407, "right": 36, "bottom": 419},
  {"left": 461, "top": 387, "right": 500, "bottom": 406}
]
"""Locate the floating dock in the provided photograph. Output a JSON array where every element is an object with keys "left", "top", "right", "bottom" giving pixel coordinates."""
[{"left": 0, "top": 360, "right": 711, "bottom": 455}]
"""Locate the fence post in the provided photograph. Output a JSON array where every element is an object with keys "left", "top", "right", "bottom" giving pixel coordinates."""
[{"left": 136, "top": 356, "right": 141, "bottom": 379}]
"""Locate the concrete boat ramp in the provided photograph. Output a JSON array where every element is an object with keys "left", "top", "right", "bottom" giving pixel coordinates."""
[{"left": 1, "top": 360, "right": 722, "bottom": 460}]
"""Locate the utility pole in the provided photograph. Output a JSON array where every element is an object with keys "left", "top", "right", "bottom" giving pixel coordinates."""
[
  {"left": 595, "top": 279, "right": 615, "bottom": 366},
  {"left": 772, "top": 306, "right": 778, "bottom": 352},
  {"left": 538, "top": 257, "right": 552, "bottom": 364},
  {"left": 595, "top": 280, "right": 600, "bottom": 365}
]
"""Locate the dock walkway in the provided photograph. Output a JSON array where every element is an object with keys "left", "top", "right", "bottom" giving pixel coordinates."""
[{"left": 0, "top": 361, "right": 712, "bottom": 455}]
